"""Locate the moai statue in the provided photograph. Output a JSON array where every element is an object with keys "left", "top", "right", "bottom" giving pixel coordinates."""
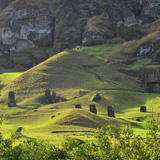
[
  {"left": 45, "top": 89, "right": 52, "bottom": 104},
  {"left": 92, "top": 93, "right": 101, "bottom": 102},
  {"left": 75, "top": 104, "right": 81, "bottom": 108},
  {"left": 108, "top": 105, "right": 115, "bottom": 117},
  {"left": 8, "top": 91, "right": 16, "bottom": 107},
  {"left": 15, "top": 127, "right": 23, "bottom": 134},
  {"left": 140, "top": 106, "right": 146, "bottom": 112},
  {"left": 52, "top": 91, "right": 57, "bottom": 103},
  {"left": 89, "top": 104, "right": 97, "bottom": 114}
]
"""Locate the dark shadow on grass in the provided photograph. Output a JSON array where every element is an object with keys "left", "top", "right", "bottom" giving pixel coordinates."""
[
  {"left": 16, "top": 105, "right": 37, "bottom": 110},
  {"left": 52, "top": 131, "right": 94, "bottom": 133},
  {"left": 117, "top": 118, "right": 145, "bottom": 129}
]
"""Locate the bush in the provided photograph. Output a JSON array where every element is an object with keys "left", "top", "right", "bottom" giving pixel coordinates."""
[{"left": 62, "top": 118, "right": 160, "bottom": 160}]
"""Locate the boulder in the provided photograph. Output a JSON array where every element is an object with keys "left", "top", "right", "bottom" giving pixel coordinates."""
[
  {"left": 136, "top": 118, "right": 141, "bottom": 121},
  {"left": 51, "top": 115, "right": 55, "bottom": 119},
  {"left": 75, "top": 104, "right": 81, "bottom": 108}
]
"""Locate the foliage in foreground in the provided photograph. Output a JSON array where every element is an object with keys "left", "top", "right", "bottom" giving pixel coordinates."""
[{"left": 0, "top": 116, "right": 160, "bottom": 160}]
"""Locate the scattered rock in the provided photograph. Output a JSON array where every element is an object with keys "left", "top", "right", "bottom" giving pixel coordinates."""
[
  {"left": 75, "top": 104, "right": 81, "bottom": 108},
  {"left": 51, "top": 115, "right": 55, "bottom": 119},
  {"left": 136, "top": 118, "right": 141, "bottom": 121}
]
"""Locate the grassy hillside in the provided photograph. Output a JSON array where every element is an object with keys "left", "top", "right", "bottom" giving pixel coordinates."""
[{"left": 0, "top": 43, "right": 160, "bottom": 144}]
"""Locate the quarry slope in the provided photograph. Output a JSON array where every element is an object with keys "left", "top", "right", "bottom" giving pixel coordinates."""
[{"left": 1, "top": 43, "right": 160, "bottom": 142}]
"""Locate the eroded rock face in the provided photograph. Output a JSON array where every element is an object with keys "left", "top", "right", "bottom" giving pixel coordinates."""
[
  {"left": 0, "top": 0, "right": 160, "bottom": 56},
  {"left": 106, "top": 0, "right": 160, "bottom": 40},
  {"left": 53, "top": 0, "right": 108, "bottom": 51},
  {"left": 51, "top": 0, "right": 160, "bottom": 52},
  {"left": 136, "top": 38, "right": 160, "bottom": 57},
  {"left": 143, "top": 68, "right": 160, "bottom": 92},
  {"left": 0, "top": 1, "right": 53, "bottom": 55},
  {"left": 0, "top": 0, "right": 15, "bottom": 12}
]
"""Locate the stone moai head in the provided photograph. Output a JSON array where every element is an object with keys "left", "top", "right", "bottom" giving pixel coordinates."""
[
  {"left": 8, "top": 91, "right": 16, "bottom": 107},
  {"left": 45, "top": 89, "right": 52, "bottom": 104},
  {"left": 89, "top": 104, "right": 97, "bottom": 114},
  {"left": 92, "top": 93, "right": 101, "bottom": 102},
  {"left": 108, "top": 105, "right": 115, "bottom": 117},
  {"left": 140, "top": 106, "right": 146, "bottom": 112},
  {"left": 15, "top": 127, "right": 23, "bottom": 133},
  {"left": 52, "top": 91, "right": 56, "bottom": 99},
  {"left": 75, "top": 104, "right": 81, "bottom": 108},
  {"left": 45, "top": 89, "right": 51, "bottom": 97},
  {"left": 9, "top": 91, "right": 15, "bottom": 102}
]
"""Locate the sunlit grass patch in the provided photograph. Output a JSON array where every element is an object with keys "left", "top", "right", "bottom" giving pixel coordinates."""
[{"left": 1, "top": 43, "right": 160, "bottom": 144}]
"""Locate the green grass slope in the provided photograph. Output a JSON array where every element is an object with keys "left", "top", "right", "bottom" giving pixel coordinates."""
[{"left": 0, "top": 43, "right": 160, "bottom": 143}]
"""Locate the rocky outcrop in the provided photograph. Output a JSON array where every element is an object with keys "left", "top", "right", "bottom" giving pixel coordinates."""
[
  {"left": 119, "top": 67, "right": 160, "bottom": 92},
  {"left": 0, "top": 1, "right": 55, "bottom": 56},
  {"left": 106, "top": 0, "right": 160, "bottom": 40},
  {"left": 0, "top": 0, "right": 15, "bottom": 12},
  {"left": 0, "top": 0, "right": 160, "bottom": 57},
  {"left": 53, "top": 0, "right": 111, "bottom": 52}
]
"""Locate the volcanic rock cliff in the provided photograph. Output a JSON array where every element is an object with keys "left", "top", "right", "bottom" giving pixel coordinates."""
[{"left": 0, "top": 0, "right": 160, "bottom": 62}]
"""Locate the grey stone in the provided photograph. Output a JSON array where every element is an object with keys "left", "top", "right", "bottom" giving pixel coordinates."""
[
  {"left": 136, "top": 118, "right": 141, "bottom": 121},
  {"left": 0, "top": 2, "right": 53, "bottom": 55},
  {"left": 8, "top": 91, "right": 16, "bottom": 107},
  {"left": 51, "top": 115, "right": 55, "bottom": 119},
  {"left": 108, "top": 105, "right": 115, "bottom": 117},
  {"left": 89, "top": 104, "right": 97, "bottom": 114}
]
